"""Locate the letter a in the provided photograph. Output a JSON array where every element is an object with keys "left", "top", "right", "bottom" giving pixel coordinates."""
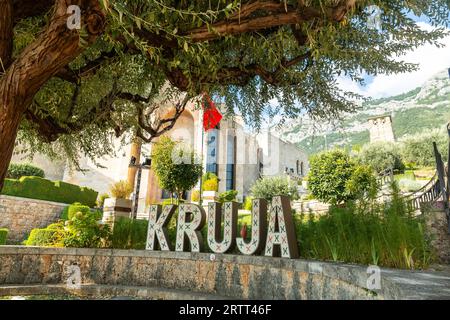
[
  {"left": 264, "top": 195, "right": 299, "bottom": 258},
  {"left": 67, "top": 5, "right": 81, "bottom": 30},
  {"left": 146, "top": 204, "right": 177, "bottom": 251}
]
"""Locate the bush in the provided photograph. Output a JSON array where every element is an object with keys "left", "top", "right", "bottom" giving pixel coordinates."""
[
  {"left": 250, "top": 176, "right": 298, "bottom": 202},
  {"left": 1, "top": 176, "right": 98, "bottom": 207},
  {"left": 152, "top": 136, "right": 203, "bottom": 200},
  {"left": 344, "top": 165, "right": 379, "bottom": 200},
  {"left": 6, "top": 163, "right": 45, "bottom": 179},
  {"left": 61, "top": 203, "right": 102, "bottom": 221},
  {"left": 110, "top": 180, "right": 133, "bottom": 199},
  {"left": 296, "top": 183, "right": 433, "bottom": 269},
  {"left": 191, "top": 190, "right": 200, "bottom": 202},
  {"left": 110, "top": 217, "right": 149, "bottom": 250},
  {"left": 24, "top": 222, "right": 67, "bottom": 247},
  {"left": 400, "top": 128, "right": 448, "bottom": 167},
  {"left": 243, "top": 197, "right": 253, "bottom": 211},
  {"left": 358, "top": 142, "right": 405, "bottom": 173},
  {"left": 26, "top": 206, "right": 107, "bottom": 248},
  {"left": 68, "top": 203, "right": 91, "bottom": 220},
  {"left": 63, "top": 209, "right": 110, "bottom": 248},
  {"left": 0, "top": 228, "right": 8, "bottom": 245},
  {"left": 218, "top": 190, "right": 238, "bottom": 203},
  {"left": 203, "top": 179, "right": 218, "bottom": 192},
  {"left": 308, "top": 149, "right": 378, "bottom": 204},
  {"left": 202, "top": 172, "right": 219, "bottom": 191},
  {"left": 60, "top": 206, "right": 70, "bottom": 220}
]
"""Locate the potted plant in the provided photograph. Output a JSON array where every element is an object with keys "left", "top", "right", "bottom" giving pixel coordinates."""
[
  {"left": 102, "top": 180, "right": 134, "bottom": 227},
  {"left": 202, "top": 173, "right": 219, "bottom": 206}
]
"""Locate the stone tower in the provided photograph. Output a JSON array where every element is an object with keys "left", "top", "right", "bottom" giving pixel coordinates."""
[{"left": 368, "top": 115, "right": 395, "bottom": 143}]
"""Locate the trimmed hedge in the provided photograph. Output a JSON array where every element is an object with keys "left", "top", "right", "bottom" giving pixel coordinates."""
[
  {"left": 0, "top": 228, "right": 8, "bottom": 245},
  {"left": 1, "top": 176, "right": 98, "bottom": 207},
  {"left": 6, "top": 163, "right": 45, "bottom": 179},
  {"left": 61, "top": 203, "right": 102, "bottom": 221}
]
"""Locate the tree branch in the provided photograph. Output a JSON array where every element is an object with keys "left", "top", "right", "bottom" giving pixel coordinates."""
[
  {"left": 13, "top": 0, "right": 55, "bottom": 25},
  {"left": 0, "top": 0, "right": 13, "bottom": 69},
  {"left": 136, "top": 95, "right": 190, "bottom": 143}
]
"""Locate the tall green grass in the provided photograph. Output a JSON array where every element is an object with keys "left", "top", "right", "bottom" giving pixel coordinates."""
[
  {"left": 296, "top": 182, "right": 434, "bottom": 269},
  {"left": 110, "top": 217, "right": 149, "bottom": 250}
]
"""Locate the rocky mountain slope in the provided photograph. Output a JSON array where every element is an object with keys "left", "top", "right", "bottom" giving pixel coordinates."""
[{"left": 277, "top": 69, "right": 450, "bottom": 155}]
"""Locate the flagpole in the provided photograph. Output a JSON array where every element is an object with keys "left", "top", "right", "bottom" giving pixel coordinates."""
[{"left": 199, "top": 106, "right": 204, "bottom": 206}]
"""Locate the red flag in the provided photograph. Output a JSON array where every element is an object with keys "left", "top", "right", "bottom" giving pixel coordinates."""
[{"left": 202, "top": 93, "right": 222, "bottom": 131}]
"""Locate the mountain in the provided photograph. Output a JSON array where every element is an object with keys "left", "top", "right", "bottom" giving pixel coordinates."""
[{"left": 277, "top": 69, "right": 450, "bottom": 155}]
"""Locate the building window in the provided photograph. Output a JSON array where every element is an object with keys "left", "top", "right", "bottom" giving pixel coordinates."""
[
  {"left": 300, "top": 162, "right": 304, "bottom": 176},
  {"left": 225, "top": 134, "right": 236, "bottom": 191},
  {"left": 226, "top": 164, "right": 234, "bottom": 191},
  {"left": 161, "top": 189, "right": 172, "bottom": 199},
  {"left": 206, "top": 129, "right": 218, "bottom": 175},
  {"left": 206, "top": 163, "right": 218, "bottom": 175}
]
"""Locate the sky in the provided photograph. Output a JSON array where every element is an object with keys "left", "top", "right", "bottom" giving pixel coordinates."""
[
  {"left": 338, "top": 20, "right": 450, "bottom": 99},
  {"left": 260, "top": 13, "right": 450, "bottom": 129}
]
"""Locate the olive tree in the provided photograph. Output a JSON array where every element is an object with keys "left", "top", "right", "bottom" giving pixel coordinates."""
[{"left": 1, "top": 0, "right": 449, "bottom": 190}]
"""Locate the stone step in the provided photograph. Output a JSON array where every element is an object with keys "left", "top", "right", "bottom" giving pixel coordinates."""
[{"left": 0, "top": 284, "right": 231, "bottom": 300}]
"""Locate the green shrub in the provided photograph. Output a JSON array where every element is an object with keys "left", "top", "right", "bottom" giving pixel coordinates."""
[
  {"left": 202, "top": 172, "right": 219, "bottom": 191},
  {"left": 203, "top": 179, "right": 218, "bottom": 192},
  {"left": 400, "top": 128, "right": 448, "bottom": 167},
  {"left": 250, "top": 176, "right": 298, "bottom": 202},
  {"left": 203, "top": 172, "right": 218, "bottom": 182},
  {"left": 68, "top": 203, "right": 91, "bottom": 220},
  {"left": 0, "top": 229, "right": 8, "bottom": 245},
  {"left": 61, "top": 203, "right": 102, "bottom": 221},
  {"left": 63, "top": 210, "right": 110, "bottom": 248},
  {"left": 60, "top": 206, "right": 70, "bottom": 220},
  {"left": 24, "top": 222, "right": 67, "bottom": 247},
  {"left": 358, "top": 142, "right": 405, "bottom": 173},
  {"left": 6, "top": 163, "right": 45, "bottom": 179},
  {"left": 110, "top": 217, "right": 149, "bottom": 250},
  {"left": 243, "top": 196, "right": 252, "bottom": 211},
  {"left": 1, "top": 176, "right": 98, "bottom": 207},
  {"left": 191, "top": 190, "right": 200, "bottom": 202},
  {"left": 344, "top": 164, "right": 379, "bottom": 200},
  {"left": 219, "top": 190, "right": 238, "bottom": 203},
  {"left": 308, "top": 149, "right": 378, "bottom": 204}
]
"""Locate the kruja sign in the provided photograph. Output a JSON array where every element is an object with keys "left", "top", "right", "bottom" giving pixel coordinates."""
[{"left": 146, "top": 195, "right": 299, "bottom": 258}]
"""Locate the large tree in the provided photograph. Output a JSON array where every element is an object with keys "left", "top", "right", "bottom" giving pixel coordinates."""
[{"left": 1, "top": 0, "right": 449, "bottom": 190}]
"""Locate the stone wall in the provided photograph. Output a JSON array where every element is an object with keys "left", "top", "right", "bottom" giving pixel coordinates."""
[
  {"left": 0, "top": 246, "right": 449, "bottom": 300},
  {"left": 421, "top": 201, "right": 450, "bottom": 264},
  {"left": 0, "top": 196, "right": 67, "bottom": 244}
]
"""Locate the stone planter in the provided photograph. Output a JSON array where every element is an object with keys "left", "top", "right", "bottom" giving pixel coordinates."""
[{"left": 102, "top": 198, "right": 132, "bottom": 229}]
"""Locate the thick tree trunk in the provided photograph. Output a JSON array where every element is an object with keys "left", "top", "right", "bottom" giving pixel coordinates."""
[
  {"left": 0, "top": 0, "right": 13, "bottom": 69},
  {"left": 0, "top": 0, "right": 105, "bottom": 190}
]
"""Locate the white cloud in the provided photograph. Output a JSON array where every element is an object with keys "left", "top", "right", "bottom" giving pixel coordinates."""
[{"left": 339, "top": 22, "right": 450, "bottom": 99}]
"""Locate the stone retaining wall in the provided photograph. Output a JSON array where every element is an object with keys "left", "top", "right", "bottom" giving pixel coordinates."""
[
  {"left": 0, "top": 196, "right": 67, "bottom": 244},
  {"left": 422, "top": 201, "right": 450, "bottom": 264},
  {"left": 0, "top": 246, "right": 449, "bottom": 300}
]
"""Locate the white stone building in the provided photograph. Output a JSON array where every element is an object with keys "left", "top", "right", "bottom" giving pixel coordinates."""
[{"left": 12, "top": 101, "right": 309, "bottom": 212}]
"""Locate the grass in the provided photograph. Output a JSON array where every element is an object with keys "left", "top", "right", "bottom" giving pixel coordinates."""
[{"left": 295, "top": 184, "right": 434, "bottom": 269}]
